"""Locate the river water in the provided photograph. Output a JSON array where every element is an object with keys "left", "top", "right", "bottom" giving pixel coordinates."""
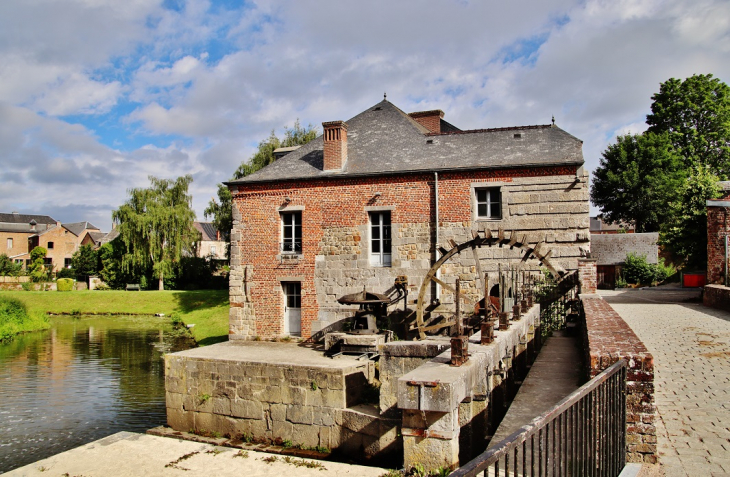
[{"left": 0, "top": 315, "right": 194, "bottom": 473}]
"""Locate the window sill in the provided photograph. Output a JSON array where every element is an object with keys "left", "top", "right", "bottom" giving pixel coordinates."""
[{"left": 277, "top": 253, "right": 303, "bottom": 261}]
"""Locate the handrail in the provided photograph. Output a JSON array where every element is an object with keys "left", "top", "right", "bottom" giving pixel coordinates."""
[{"left": 451, "top": 359, "right": 627, "bottom": 476}]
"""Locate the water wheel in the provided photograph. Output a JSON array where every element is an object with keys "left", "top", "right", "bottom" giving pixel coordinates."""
[{"left": 414, "top": 228, "right": 564, "bottom": 339}]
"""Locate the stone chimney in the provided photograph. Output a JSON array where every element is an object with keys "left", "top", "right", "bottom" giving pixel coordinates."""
[
  {"left": 408, "top": 110, "right": 444, "bottom": 134},
  {"left": 322, "top": 120, "right": 348, "bottom": 170}
]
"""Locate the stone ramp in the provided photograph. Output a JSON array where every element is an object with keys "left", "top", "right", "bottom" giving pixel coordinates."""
[
  {"left": 4, "top": 432, "right": 387, "bottom": 477},
  {"left": 488, "top": 329, "right": 583, "bottom": 448}
]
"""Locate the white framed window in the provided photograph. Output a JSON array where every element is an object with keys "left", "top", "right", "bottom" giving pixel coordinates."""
[
  {"left": 6, "top": 238, "right": 12, "bottom": 250},
  {"left": 281, "top": 211, "right": 302, "bottom": 254},
  {"left": 475, "top": 187, "right": 502, "bottom": 219},
  {"left": 211, "top": 245, "right": 217, "bottom": 255},
  {"left": 369, "top": 211, "right": 392, "bottom": 267}
]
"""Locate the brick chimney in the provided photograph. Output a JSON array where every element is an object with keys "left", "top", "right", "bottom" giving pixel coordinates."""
[
  {"left": 408, "top": 110, "right": 444, "bottom": 134},
  {"left": 322, "top": 120, "right": 348, "bottom": 170}
]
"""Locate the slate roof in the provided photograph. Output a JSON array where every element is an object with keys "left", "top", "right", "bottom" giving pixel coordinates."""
[
  {"left": 85, "top": 231, "right": 107, "bottom": 245},
  {"left": 0, "top": 213, "right": 57, "bottom": 233},
  {"left": 98, "top": 229, "right": 120, "bottom": 245},
  {"left": 194, "top": 222, "right": 220, "bottom": 242},
  {"left": 63, "top": 221, "right": 100, "bottom": 236},
  {"left": 229, "top": 100, "right": 583, "bottom": 185}
]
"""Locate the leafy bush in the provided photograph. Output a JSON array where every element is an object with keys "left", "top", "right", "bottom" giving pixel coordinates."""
[
  {"left": 56, "top": 268, "right": 76, "bottom": 279},
  {"left": 654, "top": 258, "right": 677, "bottom": 282},
  {"left": 622, "top": 253, "right": 656, "bottom": 285},
  {"left": 622, "top": 253, "right": 676, "bottom": 286},
  {"left": 0, "top": 254, "right": 22, "bottom": 276},
  {"left": 57, "top": 278, "right": 74, "bottom": 291},
  {"left": 29, "top": 246, "right": 49, "bottom": 282}
]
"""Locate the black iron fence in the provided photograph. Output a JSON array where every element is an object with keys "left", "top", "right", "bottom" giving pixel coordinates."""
[
  {"left": 535, "top": 270, "right": 580, "bottom": 339},
  {"left": 451, "top": 359, "right": 627, "bottom": 477}
]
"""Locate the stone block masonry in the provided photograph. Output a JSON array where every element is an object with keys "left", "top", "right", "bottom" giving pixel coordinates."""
[
  {"left": 581, "top": 295, "right": 656, "bottom": 464},
  {"left": 164, "top": 341, "right": 402, "bottom": 461},
  {"left": 230, "top": 166, "right": 589, "bottom": 340}
]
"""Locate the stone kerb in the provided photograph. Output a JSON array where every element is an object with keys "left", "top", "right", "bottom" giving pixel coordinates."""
[
  {"left": 581, "top": 295, "right": 656, "bottom": 464},
  {"left": 396, "top": 305, "right": 540, "bottom": 472}
]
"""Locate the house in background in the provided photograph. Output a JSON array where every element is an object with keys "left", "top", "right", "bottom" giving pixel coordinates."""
[
  {"left": 27, "top": 221, "right": 101, "bottom": 270},
  {"left": 1, "top": 212, "right": 109, "bottom": 272},
  {"left": 227, "top": 99, "right": 590, "bottom": 340},
  {"left": 1, "top": 212, "right": 58, "bottom": 266},
  {"left": 193, "top": 222, "right": 227, "bottom": 261}
]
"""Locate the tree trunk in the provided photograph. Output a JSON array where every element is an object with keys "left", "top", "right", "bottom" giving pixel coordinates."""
[{"left": 159, "top": 271, "right": 164, "bottom": 291}]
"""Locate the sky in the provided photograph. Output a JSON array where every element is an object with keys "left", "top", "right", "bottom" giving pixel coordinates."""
[{"left": 1, "top": 0, "right": 729, "bottom": 232}]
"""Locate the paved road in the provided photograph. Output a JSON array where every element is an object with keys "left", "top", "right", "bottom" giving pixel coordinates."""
[{"left": 601, "top": 287, "right": 730, "bottom": 477}]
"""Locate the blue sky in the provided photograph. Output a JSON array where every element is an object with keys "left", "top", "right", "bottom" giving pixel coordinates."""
[{"left": 1, "top": 0, "right": 729, "bottom": 231}]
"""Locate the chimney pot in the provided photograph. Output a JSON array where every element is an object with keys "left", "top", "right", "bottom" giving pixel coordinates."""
[{"left": 322, "top": 120, "right": 348, "bottom": 170}]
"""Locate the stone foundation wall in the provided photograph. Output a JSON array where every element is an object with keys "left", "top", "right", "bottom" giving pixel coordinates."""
[
  {"left": 581, "top": 295, "right": 656, "bottom": 464},
  {"left": 164, "top": 346, "right": 403, "bottom": 460}
]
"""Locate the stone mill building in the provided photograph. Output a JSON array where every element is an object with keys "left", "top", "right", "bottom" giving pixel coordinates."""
[{"left": 227, "top": 99, "right": 590, "bottom": 340}]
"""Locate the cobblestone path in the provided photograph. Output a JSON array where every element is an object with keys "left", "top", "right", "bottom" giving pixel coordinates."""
[{"left": 602, "top": 288, "right": 730, "bottom": 477}]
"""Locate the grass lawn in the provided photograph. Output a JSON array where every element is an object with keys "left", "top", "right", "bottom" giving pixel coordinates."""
[{"left": 1, "top": 289, "right": 229, "bottom": 345}]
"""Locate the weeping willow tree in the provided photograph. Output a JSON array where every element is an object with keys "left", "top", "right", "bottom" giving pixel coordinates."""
[{"left": 112, "top": 175, "right": 199, "bottom": 290}]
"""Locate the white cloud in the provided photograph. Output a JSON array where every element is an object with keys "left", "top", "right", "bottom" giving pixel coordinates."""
[{"left": 0, "top": 0, "right": 729, "bottom": 228}]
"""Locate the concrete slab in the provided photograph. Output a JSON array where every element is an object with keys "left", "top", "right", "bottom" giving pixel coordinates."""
[
  {"left": 4, "top": 432, "right": 388, "bottom": 477},
  {"left": 488, "top": 330, "right": 582, "bottom": 447},
  {"left": 170, "top": 340, "right": 366, "bottom": 370}
]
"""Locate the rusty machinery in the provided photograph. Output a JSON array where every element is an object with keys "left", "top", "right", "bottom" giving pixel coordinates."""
[{"left": 413, "top": 229, "right": 566, "bottom": 351}]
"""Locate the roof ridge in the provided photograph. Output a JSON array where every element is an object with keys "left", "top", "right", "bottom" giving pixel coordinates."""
[{"left": 426, "top": 124, "right": 552, "bottom": 136}]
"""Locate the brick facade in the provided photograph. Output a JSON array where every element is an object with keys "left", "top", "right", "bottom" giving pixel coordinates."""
[
  {"left": 230, "top": 165, "right": 589, "bottom": 340},
  {"left": 706, "top": 202, "right": 730, "bottom": 284},
  {"left": 581, "top": 295, "right": 656, "bottom": 464}
]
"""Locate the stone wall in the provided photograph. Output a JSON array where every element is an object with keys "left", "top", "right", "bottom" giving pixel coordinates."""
[
  {"left": 590, "top": 232, "right": 659, "bottom": 266},
  {"left": 581, "top": 295, "right": 656, "bottom": 464},
  {"left": 164, "top": 342, "right": 403, "bottom": 461},
  {"left": 703, "top": 284, "right": 730, "bottom": 311},
  {"left": 396, "top": 305, "right": 541, "bottom": 472},
  {"left": 230, "top": 166, "right": 589, "bottom": 339}
]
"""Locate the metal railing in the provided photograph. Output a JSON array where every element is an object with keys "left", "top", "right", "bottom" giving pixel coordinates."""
[
  {"left": 536, "top": 270, "right": 579, "bottom": 339},
  {"left": 451, "top": 359, "right": 627, "bottom": 477}
]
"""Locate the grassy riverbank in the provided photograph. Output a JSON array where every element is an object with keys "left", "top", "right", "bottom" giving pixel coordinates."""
[
  {"left": 1, "top": 290, "right": 229, "bottom": 345},
  {"left": 0, "top": 296, "right": 51, "bottom": 342}
]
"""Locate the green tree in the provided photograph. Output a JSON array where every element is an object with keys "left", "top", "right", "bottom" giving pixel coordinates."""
[
  {"left": 28, "top": 246, "right": 48, "bottom": 282},
  {"left": 71, "top": 244, "right": 99, "bottom": 282},
  {"left": 647, "top": 74, "right": 730, "bottom": 175},
  {"left": 659, "top": 165, "right": 722, "bottom": 267},
  {"left": 0, "top": 254, "right": 22, "bottom": 277},
  {"left": 591, "top": 132, "right": 686, "bottom": 232},
  {"left": 112, "top": 175, "right": 199, "bottom": 291},
  {"left": 205, "top": 120, "right": 318, "bottom": 250}
]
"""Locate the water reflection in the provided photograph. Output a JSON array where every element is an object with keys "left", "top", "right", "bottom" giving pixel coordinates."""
[{"left": 0, "top": 315, "right": 193, "bottom": 473}]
